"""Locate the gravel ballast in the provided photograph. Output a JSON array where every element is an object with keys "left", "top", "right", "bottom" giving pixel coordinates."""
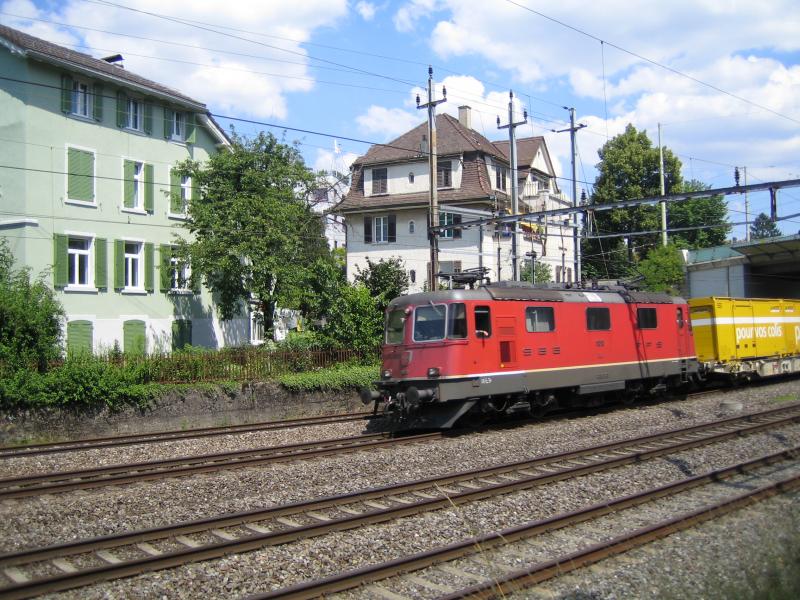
[{"left": 1, "top": 380, "right": 797, "bottom": 598}]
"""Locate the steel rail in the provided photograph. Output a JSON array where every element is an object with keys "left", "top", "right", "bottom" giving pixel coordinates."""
[
  {"left": 0, "top": 431, "right": 441, "bottom": 499},
  {"left": 0, "top": 406, "right": 798, "bottom": 599},
  {"left": 251, "top": 448, "right": 800, "bottom": 599},
  {"left": 0, "top": 411, "right": 374, "bottom": 458},
  {"left": 437, "top": 474, "right": 800, "bottom": 599}
]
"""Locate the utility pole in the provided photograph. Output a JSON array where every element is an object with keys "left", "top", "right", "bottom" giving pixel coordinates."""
[
  {"left": 497, "top": 91, "right": 527, "bottom": 281},
  {"left": 658, "top": 123, "right": 667, "bottom": 246},
  {"left": 417, "top": 67, "right": 446, "bottom": 291},
  {"left": 744, "top": 167, "right": 750, "bottom": 241},
  {"left": 554, "top": 108, "right": 586, "bottom": 284}
]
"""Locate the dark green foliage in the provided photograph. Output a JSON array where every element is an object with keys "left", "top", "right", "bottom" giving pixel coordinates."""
[
  {"left": 750, "top": 212, "right": 782, "bottom": 239},
  {"left": 318, "top": 283, "right": 384, "bottom": 354},
  {"left": 0, "top": 239, "right": 64, "bottom": 373},
  {"left": 175, "top": 131, "right": 331, "bottom": 327},
  {"left": 520, "top": 260, "right": 553, "bottom": 284},
  {"left": 277, "top": 363, "right": 379, "bottom": 393},
  {"left": 668, "top": 179, "right": 730, "bottom": 248},
  {"left": 636, "top": 244, "right": 686, "bottom": 294},
  {"left": 353, "top": 257, "right": 409, "bottom": 313}
]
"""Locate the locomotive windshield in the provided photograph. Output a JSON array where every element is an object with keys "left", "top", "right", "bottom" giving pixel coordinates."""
[
  {"left": 386, "top": 309, "right": 406, "bottom": 345},
  {"left": 413, "top": 304, "right": 446, "bottom": 341}
]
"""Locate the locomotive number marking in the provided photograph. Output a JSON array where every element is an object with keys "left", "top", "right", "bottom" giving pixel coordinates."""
[{"left": 481, "top": 377, "right": 493, "bottom": 384}]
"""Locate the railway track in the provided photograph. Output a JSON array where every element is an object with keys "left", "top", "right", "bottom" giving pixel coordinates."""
[
  {"left": 1, "top": 402, "right": 798, "bottom": 599},
  {"left": 0, "top": 431, "right": 440, "bottom": 499},
  {"left": 259, "top": 452, "right": 800, "bottom": 600},
  {"left": 0, "top": 411, "right": 374, "bottom": 459}
]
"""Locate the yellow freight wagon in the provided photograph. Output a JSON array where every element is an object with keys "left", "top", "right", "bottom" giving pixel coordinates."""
[{"left": 689, "top": 296, "right": 800, "bottom": 378}]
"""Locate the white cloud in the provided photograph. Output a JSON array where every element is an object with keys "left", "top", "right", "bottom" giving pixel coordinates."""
[
  {"left": 393, "top": 0, "right": 439, "bottom": 32},
  {"left": 0, "top": 0, "right": 348, "bottom": 119},
  {"left": 355, "top": 105, "right": 421, "bottom": 139},
  {"left": 355, "top": 1, "right": 377, "bottom": 21},
  {"left": 313, "top": 147, "right": 358, "bottom": 173}
]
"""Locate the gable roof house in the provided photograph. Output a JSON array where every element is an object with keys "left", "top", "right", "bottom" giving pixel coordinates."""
[
  {"left": 0, "top": 24, "right": 256, "bottom": 354},
  {"left": 333, "top": 106, "right": 575, "bottom": 292}
]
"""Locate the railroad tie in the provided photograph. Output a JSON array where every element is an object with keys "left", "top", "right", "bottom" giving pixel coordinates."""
[
  {"left": 404, "top": 574, "right": 455, "bottom": 593},
  {"left": 136, "top": 542, "right": 162, "bottom": 556},
  {"left": 364, "top": 584, "right": 411, "bottom": 600},
  {"left": 211, "top": 529, "right": 238, "bottom": 541},
  {"left": 51, "top": 558, "right": 78, "bottom": 573},
  {"left": 274, "top": 517, "right": 302, "bottom": 528},
  {"left": 435, "top": 486, "right": 460, "bottom": 495},
  {"left": 96, "top": 550, "right": 123, "bottom": 564},
  {"left": 386, "top": 495, "right": 414, "bottom": 504},
  {"left": 3, "top": 567, "right": 29, "bottom": 584},
  {"left": 437, "top": 564, "right": 483, "bottom": 582},
  {"left": 338, "top": 506, "right": 363, "bottom": 516},
  {"left": 175, "top": 535, "right": 202, "bottom": 548},
  {"left": 457, "top": 481, "right": 482, "bottom": 490},
  {"left": 363, "top": 500, "right": 389, "bottom": 510},
  {"left": 305, "top": 511, "right": 332, "bottom": 522},
  {"left": 411, "top": 490, "right": 437, "bottom": 499},
  {"left": 515, "top": 469, "right": 538, "bottom": 477},
  {"left": 244, "top": 523, "right": 270, "bottom": 534}
]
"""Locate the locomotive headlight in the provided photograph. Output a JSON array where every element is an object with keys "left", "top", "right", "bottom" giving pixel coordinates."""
[
  {"left": 427, "top": 367, "right": 440, "bottom": 378},
  {"left": 382, "top": 369, "right": 392, "bottom": 379}
]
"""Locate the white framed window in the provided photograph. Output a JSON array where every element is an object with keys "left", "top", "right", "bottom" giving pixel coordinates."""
[
  {"left": 250, "top": 310, "right": 265, "bottom": 345},
  {"left": 126, "top": 98, "right": 142, "bottom": 130},
  {"left": 180, "top": 175, "right": 191, "bottom": 213},
  {"left": 170, "top": 257, "right": 191, "bottom": 291},
  {"left": 124, "top": 241, "right": 144, "bottom": 289},
  {"left": 171, "top": 111, "right": 184, "bottom": 141},
  {"left": 495, "top": 165, "right": 508, "bottom": 191},
  {"left": 68, "top": 236, "right": 92, "bottom": 287},
  {"left": 374, "top": 215, "right": 388, "bottom": 243},
  {"left": 71, "top": 80, "right": 91, "bottom": 117},
  {"left": 408, "top": 220, "right": 415, "bottom": 234},
  {"left": 440, "top": 212, "right": 455, "bottom": 239}
]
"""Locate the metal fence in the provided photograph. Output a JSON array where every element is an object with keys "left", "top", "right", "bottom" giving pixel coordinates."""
[{"left": 51, "top": 346, "right": 377, "bottom": 384}]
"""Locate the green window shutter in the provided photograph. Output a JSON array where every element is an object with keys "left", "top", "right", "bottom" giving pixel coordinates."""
[
  {"left": 143, "top": 102, "right": 153, "bottom": 134},
  {"left": 170, "top": 170, "right": 181, "bottom": 213},
  {"left": 172, "top": 319, "right": 192, "bottom": 351},
  {"left": 114, "top": 239, "right": 125, "bottom": 290},
  {"left": 123, "top": 160, "right": 135, "bottom": 208},
  {"left": 144, "top": 242, "right": 154, "bottom": 292},
  {"left": 160, "top": 244, "right": 172, "bottom": 292},
  {"left": 123, "top": 320, "right": 146, "bottom": 355},
  {"left": 191, "top": 177, "right": 199, "bottom": 207},
  {"left": 185, "top": 113, "right": 196, "bottom": 143},
  {"left": 144, "top": 164, "right": 154, "bottom": 213},
  {"left": 67, "top": 148, "right": 94, "bottom": 202},
  {"left": 116, "top": 91, "right": 128, "bottom": 128},
  {"left": 163, "top": 108, "right": 173, "bottom": 138},
  {"left": 92, "top": 83, "right": 103, "bottom": 121},
  {"left": 67, "top": 321, "right": 93, "bottom": 355},
  {"left": 94, "top": 238, "right": 107, "bottom": 290},
  {"left": 61, "top": 74, "right": 73, "bottom": 113},
  {"left": 191, "top": 266, "right": 201, "bottom": 295},
  {"left": 53, "top": 234, "right": 68, "bottom": 288}
]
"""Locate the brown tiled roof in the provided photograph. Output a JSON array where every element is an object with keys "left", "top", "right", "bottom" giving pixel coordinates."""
[
  {"left": 0, "top": 24, "right": 204, "bottom": 109},
  {"left": 334, "top": 152, "right": 509, "bottom": 213},
  {"left": 493, "top": 136, "right": 546, "bottom": 170},
  {"left": 355, "top": 113, "right": 508, "bottom": 166}
]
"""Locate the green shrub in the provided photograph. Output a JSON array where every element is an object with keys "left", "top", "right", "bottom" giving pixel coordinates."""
[{"left": 277, "top": 363, "right": 379, "bottom": 393}]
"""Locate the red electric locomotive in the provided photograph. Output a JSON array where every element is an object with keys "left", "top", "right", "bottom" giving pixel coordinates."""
[{"left": 362, "top": 283, "right": 699, "bottom": 429}]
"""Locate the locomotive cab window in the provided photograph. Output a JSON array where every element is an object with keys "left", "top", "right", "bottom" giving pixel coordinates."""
[
  {"left": 525, "top": 306, "right": 555, "bottom": 332},
  {"left": 474, "top": 305, "right": 492, "bottom": 338},
  {"left": 636, "top": 307, "right": 658, "bottom": 329},
  {"left": 677, "top": 307, "right": 686, "bottom": 329},
  {"left": 586, "top": 307, "right": 611, "bottom": 331},
  {"left": 413, "top": 304, "right": 446, "bottom": 342},
  {"left": 448, "top": 303, "right": 467, "bottom": 339},
  {"left": 386, "top": 309, "right": 406, "bottom": 345}
]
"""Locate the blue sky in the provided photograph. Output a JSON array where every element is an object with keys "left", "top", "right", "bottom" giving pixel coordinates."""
[{"left": 4, "top": 0, "right": 800, "bottom": 240}]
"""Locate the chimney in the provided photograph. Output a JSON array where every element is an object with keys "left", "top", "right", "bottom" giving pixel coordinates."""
[{"left": 458, "top": 105, "right": 472, "bottom": 130}]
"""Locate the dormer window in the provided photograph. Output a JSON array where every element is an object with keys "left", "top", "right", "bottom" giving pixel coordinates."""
[
  {"left": 495, "top": 166, "right": 508, "bottom": 191},
  {"left": 372, "top": 168, "right": 388, "bottom": 194},
  {"left": 437, "top": 161, "right": 452, "bottom": 188}
]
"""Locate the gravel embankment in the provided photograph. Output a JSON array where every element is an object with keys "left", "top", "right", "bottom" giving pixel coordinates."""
[{"left": 0, "top": 380, "right": 796, "bottom": 598}]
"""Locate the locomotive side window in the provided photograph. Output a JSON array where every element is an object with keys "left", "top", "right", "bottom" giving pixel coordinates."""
[
  {"left": 386, "top": 309, "right": 406, "bottom": 344},
  {"left": 636, "top": 307, "right": 658, "bottom": 329},
  {"left": 677, "top": 307, "right": 686, "bottom": 329},
  {"left": 474, "top": 306, "right": 492, "bottom": 338},
  {"left": 586, "top": 307, "right": 611, "bottom": 331},
  {"left": 413, "top": 304, "right": 446, "bottom": 341},
  {"left": 448, "top": 303, "right": 468, "bottom": 339},
  {"left": 525, "top": 306, "right": 555, "bottom": 332}
]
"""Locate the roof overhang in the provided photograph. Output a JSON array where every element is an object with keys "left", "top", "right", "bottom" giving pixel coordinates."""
[{"left": 730, "top": 234, "right": 800, "bottom": 265}]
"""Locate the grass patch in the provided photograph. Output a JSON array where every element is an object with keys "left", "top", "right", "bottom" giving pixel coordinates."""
[
  {"left": 277, "top": 362, "right": 379, "bottom": 393},
  {"left": 771, "top": 394, "right": 798, "bottom": 403}
]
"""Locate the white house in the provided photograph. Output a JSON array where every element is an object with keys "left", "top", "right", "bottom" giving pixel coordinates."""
[{"left": 333, "top": 106, "right": 575, "bottom": 292}]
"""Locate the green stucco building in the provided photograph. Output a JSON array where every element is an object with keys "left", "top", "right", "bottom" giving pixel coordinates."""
[{"left": 0, "top": 24, "right": 254, "bottom": 353}]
